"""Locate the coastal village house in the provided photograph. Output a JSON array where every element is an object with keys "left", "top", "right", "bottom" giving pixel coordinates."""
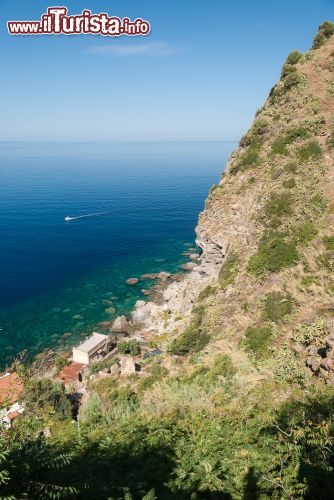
[
  {"left": 0, "top": 372, "right": 24, "bottom": 428},
  {"left": 72, "top": 332, "right": 113, "bottom": 365}
]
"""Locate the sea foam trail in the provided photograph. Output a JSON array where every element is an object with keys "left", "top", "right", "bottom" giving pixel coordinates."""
[{"left": 64, "top": 212, "right": 110, "bottom": 222}]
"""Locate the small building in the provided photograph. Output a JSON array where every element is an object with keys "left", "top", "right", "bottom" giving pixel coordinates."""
[
  {"left": 0, "top": 372, "right": 24, "bottom": 428},
  {"left": 72, "top": 332, "right": 112, "bottom": 365},
  {"left": 59, "top": 362, "right": 85, "bottom": 386}
]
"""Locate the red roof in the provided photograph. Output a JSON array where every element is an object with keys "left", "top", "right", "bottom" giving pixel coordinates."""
[
  {"left": 0, "top": 373, "right": 24, "bottom": 406},
  {"left": 60, "top": 363, "right": 85, "bottom": 384}
]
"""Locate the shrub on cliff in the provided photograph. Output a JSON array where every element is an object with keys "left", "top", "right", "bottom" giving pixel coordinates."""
[
  {"left": 242, "top": 325, "right": 273, "bottom": 359},
  {"left": 263, "top": 192, "right": 293, "bottom": 228},
  {"left": 248, "top": 231, "right": 299, "bottom": 276},
  {"left": 284, "top": 72, "right": 301, "bottom": 90},
  {"left": 208, "top": 354, "right": 236, "bottom": 380},
  {"left": 286, "top": 50, "right": 303, "bottom": 65},
  {"left": 283, "top": 178, "right": 296, "bottom": 189},
  {"left": 281, "top": 63, "right": 297, "bottom": 78},
  {"left": 23, "top": 378, "right": 72, "bottom": 420},
  {"left": 239, "top": 119, "right": 269, "bottom": 148},
  {"left": 271, "top": 127, "right": 309, "bottom": 155},
  {"left": 313, "top": 21, "right": 334, "bottom": 49},
  {"left": 169, "top": 305, "right": 209, "bottom": 355},
  {"left": 230, "top": 144, "right": 260, "bottom": 174},
  {"left": 118, "top": 339, "right": 141, "bottom": 356},
  {"left": 323, "top": 236, "right": 334, "bottom": 250},
  {"left": 294, "top": 221, "right": 318, "bottom": 246},
  {"left": 262, "top": 292, "right": 293, "bottom": 323},
  {"left": 297, "top": 140, "right": 323, "bottom": 162},
  {"left": 218, "top": 252, "right": 239, "bottom": 289}
]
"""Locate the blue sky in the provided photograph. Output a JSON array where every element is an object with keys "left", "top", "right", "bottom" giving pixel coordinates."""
[{"left": 1, "top": 0, "right": 334, "bottom": 142}]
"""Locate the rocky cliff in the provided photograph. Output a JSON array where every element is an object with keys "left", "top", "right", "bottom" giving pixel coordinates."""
[{"left": 132, "top": 22, "right": 334, "bottom": 385}]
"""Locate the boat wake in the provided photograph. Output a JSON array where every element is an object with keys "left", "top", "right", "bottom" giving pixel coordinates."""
[{"left": 64, "top": 212, "right": 109, "bottom": 222}]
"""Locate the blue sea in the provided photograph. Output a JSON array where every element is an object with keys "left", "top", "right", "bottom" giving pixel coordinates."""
[{"left": 0, "top": 142, "right": 234, "bottom": 366}]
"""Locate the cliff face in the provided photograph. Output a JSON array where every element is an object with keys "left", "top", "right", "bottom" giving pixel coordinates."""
[{"left": 133, "top": 24, "right": 334, "bottom": 381}]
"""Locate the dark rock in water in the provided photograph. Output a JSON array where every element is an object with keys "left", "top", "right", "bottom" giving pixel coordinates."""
[{"left": 126, "top": 277, "right": 139, "bottom": 285}]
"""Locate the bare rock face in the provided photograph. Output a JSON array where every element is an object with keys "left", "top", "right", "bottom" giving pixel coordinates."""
[
  {"left": 109, "top": 364, "right": 120, "bottom": 377},
  {"left": 157, "top": 271, "right": 171, "bottom": 281},
  {"left": 111, "top": 315, "right": 130, "bottom": 333},
  {"left": 119, "top": 356, "right": 137, "bottom": 376},
  {"left": 189, "top": 253, "right": 200, "bottom": 260},
  {"left": 180, "top": 262, "right": 197, "bottom": 271}
]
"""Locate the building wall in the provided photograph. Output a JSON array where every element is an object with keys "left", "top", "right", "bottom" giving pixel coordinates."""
[{"left": 72, "top": 348, "right": 89, "bottom": 365}]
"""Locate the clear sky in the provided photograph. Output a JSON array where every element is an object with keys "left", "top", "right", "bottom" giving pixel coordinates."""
[{"left": 1, "top": 0, "right": 334, "bottom": 142}]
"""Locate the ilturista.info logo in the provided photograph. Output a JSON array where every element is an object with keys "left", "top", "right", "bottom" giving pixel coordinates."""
[{"left": 7, "top": 7, "right": 151, "bottom": 36}]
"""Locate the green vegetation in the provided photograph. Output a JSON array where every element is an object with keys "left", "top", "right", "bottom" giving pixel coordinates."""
[
  {"left": 311, "top": 192, "right": 328, "bottom": 212},
  {"left": 262, "top": 291, "right": 293, "bottom": 323},
  {"left": 284, "top": 161, "right": 298, "bottom": 173},
  {"left": 274, "top": 346, "right": 306, "bottom": 384},
  {"left": 248, "top": 231, "right": 299, "bottom": 276},
  {"left": 263, "top": 192, "right": 293, "bottom": 227},
  {"left": 54, "top": 355, "right": 70, "bottom": 374},
  {"left": 281, "top": 63, "right": 297, "bottom": 78},
  {"left": 283, "top": 177, "right": 296, "bottom": 189},
  {"left": 293, "top": 318, "right": 326, "bottom": 347},
  {"left": 230, "top": 144, "right": 260, "bottom": 174},
  {"left": 197, "top": 284, "right": 217, "bottom": 301},
  {"left": 297, "top": 140, "right": 322, "bottom": 162},
  {"left": 118, "top": 340, "right": 141, "bottom": 356},
  {"left": 327, "top": 130, "right": 334, "bottom": 149},
  {"left": 23, "top": 378, "right": 72, "bottom": 420},
  {"left": 242, "top": 325, "right": 273, "bottom": 359},
  {"left": 271, "top": 127, "right": 309, "bottom": 155},
  {"left": 313, "top": 21, "right": 334, "bottom": 49},
  {"left": 318, "top": 250, "right": 334, "bottom": 271},
  {"left": 169, "top": 306, "right": 210, "bottom": 355},
  {"left": 239, "top": 119, "right": 269, "bottom": 147},
  {"left": 284, "top": 71, "right": 301, "bottom": 90},
  {"left": 218, "top": 252, "right": 239, "bottom": 289},
  {"left": 286, "top": 50, "right": 303, "bottom": 65},
  {"left": 207, "top": 354, "right": 236, "bottom": 380},
  {"left": 89, "top": 358, "right": 117, "bottom": 375},
  {"left": 323, "top": 235, "right": 334, "bottom": 250},
  {"left": 2, "top": 384, "right": 334, "bottom": 498},
  {"left": 294, "top": 221, "right": 318, "bottom": 246},
  {"left": 137, "top": 361, "right": 167, "bottom": 393}
]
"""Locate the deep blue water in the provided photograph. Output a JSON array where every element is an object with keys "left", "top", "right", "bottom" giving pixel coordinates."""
[{"left": 0, "top": 142, "right": 234, "bottom": 366}]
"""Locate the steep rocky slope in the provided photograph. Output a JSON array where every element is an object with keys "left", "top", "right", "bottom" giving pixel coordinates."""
[{"left": 132, "top": 22, "right": 334, "bottom": 386}]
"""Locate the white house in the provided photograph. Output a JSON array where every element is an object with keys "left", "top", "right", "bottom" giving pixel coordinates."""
[{"left": 72, "top": 332, "right": 111, "bottom": 365}]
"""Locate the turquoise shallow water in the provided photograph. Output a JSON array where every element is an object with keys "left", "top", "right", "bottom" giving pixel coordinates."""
[{"left": 0, "top": 142, "right": 235, "bottom": 366}]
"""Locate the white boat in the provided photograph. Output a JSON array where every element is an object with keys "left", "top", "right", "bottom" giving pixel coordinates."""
[{"left": 64, "top": 212, "right": 109, "bottom": 222}]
